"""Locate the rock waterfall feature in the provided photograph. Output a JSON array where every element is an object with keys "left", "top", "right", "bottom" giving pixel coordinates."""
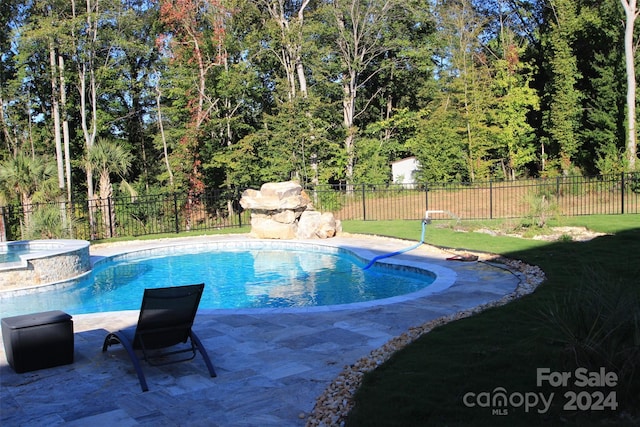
[{"left": 240, "top": 181, "right": 341, "bottom": 239}]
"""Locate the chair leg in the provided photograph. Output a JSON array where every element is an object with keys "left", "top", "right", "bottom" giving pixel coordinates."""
[
  {"left": 189, "top": 331, "right": 217, "bottom": 378},
  {"left": 103, "top": 332, "right": 150, "bottom": 392}
]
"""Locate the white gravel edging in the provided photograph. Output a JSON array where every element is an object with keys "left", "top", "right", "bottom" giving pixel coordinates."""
[{"left": 305, "top": 254, "right": 545, "bottom": 427}]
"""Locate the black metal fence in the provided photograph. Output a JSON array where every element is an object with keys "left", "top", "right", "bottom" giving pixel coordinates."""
[
  {"left": 310, "top": 173, "right": 640, "bottom": 221},
  {"left": 0, "top": 188, "right": 250, "bottom": 241},
  {"left": 1, "top": 173, "right": 638, "bottom": 241}
]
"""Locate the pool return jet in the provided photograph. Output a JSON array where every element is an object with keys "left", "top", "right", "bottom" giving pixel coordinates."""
[{"left": 362, "top": 210, "right": 459, "bottom": 270}]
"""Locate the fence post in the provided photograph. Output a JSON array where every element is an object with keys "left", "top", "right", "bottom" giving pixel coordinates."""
[
  {"left": 173, "top": 193, "right": 180, "bottom": 234},
  {"left": 69, "top": 199, "right": 76, "bottom": 239},
  {"left": 237, "top": 188, "right": 243, "bottom": 227},
  {"left": 489, "top": 180, "right": 493, "bottom": 220},
  {"left": 87, "top": 198, "right": 95, "bottom": 240},
  {"left": 108, "top": 197, "right": 114, "bottom": 238},
  {"left": 424, "top": 184, "right": 429, "bottom": 213},
  {"left": 361, "top": 184, "right": 366, "bottom": 221},
  {"left": 621, "top": 172, "right": 625, "bottom": 215},
  {"left": 0, "top": 206, "right": 6, "bottom": 242}
]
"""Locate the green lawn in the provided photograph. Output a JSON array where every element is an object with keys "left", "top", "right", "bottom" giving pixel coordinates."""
[{"left": 341, "top": 215, "right": 640, "bottom": 426}]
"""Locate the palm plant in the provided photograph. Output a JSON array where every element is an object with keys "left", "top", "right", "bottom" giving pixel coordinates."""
[
  {"left": 0, "top": 153, "right": 58, "bottom": 233},
  {"left": 85, "top": 139, "right": 133, "bottom": 238}
]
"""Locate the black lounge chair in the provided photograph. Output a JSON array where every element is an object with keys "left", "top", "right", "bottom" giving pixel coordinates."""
[{"left": 102, "top": 283, "right": 216, "bottom": 392}]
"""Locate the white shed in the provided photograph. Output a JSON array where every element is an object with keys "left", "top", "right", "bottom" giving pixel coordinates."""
[{"left": 391, "top": 157, "right": 420, "bottom": 187}]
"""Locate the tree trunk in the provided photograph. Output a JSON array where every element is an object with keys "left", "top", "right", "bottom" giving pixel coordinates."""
[
  {"left": 193, "top": 35, "right": 207, "bottom": 127},
  {"left": 21, "top": 193, "right": 33, "bottom": 232},
  {"left": 384, "top": 76, "right": 393, "bottom": 142},
  {"left": 49, "top": 40, "right": 64, "bottom": 190},
  {"left": 296, "top": 0, "right": 310, "bottom": 98},
  {"left": 343, "top": 74, "right": 357, "bottom": 189},
  {"left": 99, "top": 172, "right": 113, "bottom": 238},
  {"left": 621, "top": 0, "right": 638, "bottom": 171},
  {"left": 0, "top": 206, "right": 7, "bottom": 242},
  {"left": 296, "top": 58, "right": 307, "bottom": 98},
  {"left": 59, "top": 55, "right": 72, "bottom": 202},
  {"left": 156, "top": 80, "right": 174, "bottom": 188}
]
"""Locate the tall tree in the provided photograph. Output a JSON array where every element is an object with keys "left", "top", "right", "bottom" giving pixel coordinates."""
[
  {"left": 327, "top": 0, "right": 410, "bottom": 187},
  {"left": 200, "top": 0, "right": 268, "bottom": 190},
  {"left": 0, "top": 0, "right": 21, "bottom": 160},
  {"left": 572, "top": 0, "right": 626, "bottom": 175},
  {"left": 159, "top": 0, "right": 227, "bottom": 132},
  {"left": 483, "top": 1, "right": 539, "bottom": 180},
  {"left": 99, "top": 0, "right": 162, "bottom": 192},
  {"left": 3, "top": 0, "right": 76, "bottom": 217},
  {"left": 432, "top": 0, "right": 496, "bottom": 181},
  {"left": 407, "top": 106, "right": 469, "bottom": 182},
  {"left": 158, "top": 0, "right": 229, "bottom": 228},
  {"left": 63, "top": 0, "right": 103, "bottom": 237},
  {"left": 539, "top": 0, "right": 584, "bottom": 175},
  {"left": 352, "top": 2, "right": 436, "bottom": 183},
  {"left": 257, "top": 0, "right": 311, "bottom": 101}
]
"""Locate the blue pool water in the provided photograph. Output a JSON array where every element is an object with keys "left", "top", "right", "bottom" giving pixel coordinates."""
[
  {"left": 0, "top": 245, "right": 435, "bottom": 317},
  {"left": 0, "top": 249, "right": 28, "bottom": 264}
]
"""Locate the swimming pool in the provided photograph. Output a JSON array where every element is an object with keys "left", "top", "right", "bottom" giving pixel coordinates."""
[{"left": 0, "top": 240, "right": 440, "bottom": 317}]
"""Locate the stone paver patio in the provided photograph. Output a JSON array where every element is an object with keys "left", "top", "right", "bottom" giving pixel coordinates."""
[{"left": 1, "top": 235, "right": 525, "bottom": 426}]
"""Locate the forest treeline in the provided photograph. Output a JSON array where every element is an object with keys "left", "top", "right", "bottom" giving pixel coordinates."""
[{"left": 0, "top": 0, "right": 638, "bottom": 210}]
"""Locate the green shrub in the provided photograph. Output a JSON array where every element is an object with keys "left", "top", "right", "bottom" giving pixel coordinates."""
[
  {"left": 24, "top": 204, "right": 78, "bottom": 239},
  {"left": 522, "top": 190, "right": 560, "bottom": 228},
  {"left": 541, "top": 267, "right": 640, "bottom": 409}
]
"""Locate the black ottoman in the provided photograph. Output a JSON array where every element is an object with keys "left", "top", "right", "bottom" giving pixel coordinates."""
[{"left": 2, "top": 310, "right": 74, "bottom": 373}]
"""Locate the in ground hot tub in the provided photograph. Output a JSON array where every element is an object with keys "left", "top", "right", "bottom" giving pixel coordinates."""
[{"left": 0, "top": 240, "right": 91, "bottom": 291}]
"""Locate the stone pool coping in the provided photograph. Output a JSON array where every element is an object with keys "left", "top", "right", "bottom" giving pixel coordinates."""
[{"left": 84, "top": 234, "right": 459, "bottom": 313}]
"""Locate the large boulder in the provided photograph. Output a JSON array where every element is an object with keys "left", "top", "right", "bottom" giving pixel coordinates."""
[
  {"left": 240, "top": 181, "right": 311, "bottom": 211},
  {"left": 249, "top": 215, "right": 298, "bottom": 239},
  {"left": 296, "top": 211, "right": 340, "bottom": 239},
  {"left": 240, "top": 181, "right": 341, "bottom": 239}
]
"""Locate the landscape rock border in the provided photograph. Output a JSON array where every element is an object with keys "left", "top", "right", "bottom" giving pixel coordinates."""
[
  {"left": 305, "top": 245, "right": 545, "bottom": 427},
  {"left": 471, "top": 225, "right": 607, "bottom": 242}
]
